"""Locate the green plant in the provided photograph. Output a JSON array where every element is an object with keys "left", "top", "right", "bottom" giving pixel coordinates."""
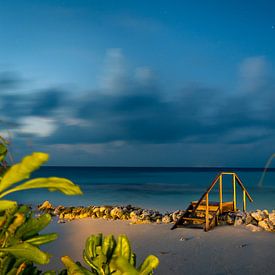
[
  {"left": 0, "top": 152, "right": 82, "bottom": 273},
  {"left": 0, "top": 150, "right": 160, "bottom": 274},
  {"left": 61, "top": 233, "right": 159, "bottom": 275},
  {"left": 0, "top": 136, "right": 8, "bottom": 175},
  {"left": 0, "top": 138, "right": 7, "bottom": 163}
]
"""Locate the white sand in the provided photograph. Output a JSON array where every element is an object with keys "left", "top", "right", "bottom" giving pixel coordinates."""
[{"left": 41, "top": 219, "right": 275, "bottom": 275}]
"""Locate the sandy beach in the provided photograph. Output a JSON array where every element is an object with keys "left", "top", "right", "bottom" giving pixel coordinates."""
[{"left": 41, "top": 218, "right": 275, "bottom": 275}]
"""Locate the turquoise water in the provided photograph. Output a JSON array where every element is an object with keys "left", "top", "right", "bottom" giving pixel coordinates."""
[{"left": 7, "top": 167, "right": 275, "bottom": 212}]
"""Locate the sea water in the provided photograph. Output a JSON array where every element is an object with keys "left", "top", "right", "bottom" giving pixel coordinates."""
[{"left": 6, "top": 167, "right": 275, "bottom": 212}]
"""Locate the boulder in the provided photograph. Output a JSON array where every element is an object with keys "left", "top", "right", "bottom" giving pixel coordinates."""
[
  {"left": 262, "top": 209, "right": 269, "bottom": 219},
  {"left": 246, "top": 224, "right": 262, "bottom": 232},
  {"left": 251, "top": 210, "right": 265, "bottom": 221},
  {"left": 244, "top": 213, "right": 253, "bottom": 225},
  {"left": 268, "top": 212, "right": 275, "bottom": 226},
  {"left": 234, "top": 217, "right": 243, "bottom": 226},
  {"left": 39, "top": 200, "right": 53, "bottom": 211},
  {"left": 258, "top": 219, "right": 273, "bottom": 232},
  {"left": 110, "top": 207, "right": 123, "bottom": 219},
  {"left": 162, "top": 215, "right": 172, "bottom": 224},
  {"left": 226, "top": 214, "right": 235, "bottom": 225}
]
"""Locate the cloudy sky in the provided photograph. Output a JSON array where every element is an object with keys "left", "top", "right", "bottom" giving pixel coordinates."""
[{"left": 0, "top": 0, "right": 275, "bottom": 167}]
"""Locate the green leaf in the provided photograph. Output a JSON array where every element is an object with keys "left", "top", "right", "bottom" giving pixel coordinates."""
[
  {"left": 25, "top": 233, "right": 58, "bottom": 246},
  {"left": 0, "top": 152, "right": 49, "bottom": 193},
  {"left": 83, "top": 252, "right": 100, "bottom": 273},
  {"left": 110, "top": 256, "right": 139, "bottom": 275},
  {"left": 0, "top": 177, "right": 82, "bottom": 198},
  {"left": 138, "top": 255, "right": 159, "bottom": 275},
  {"left": 0, "top": 200, "right": 17, "bottom": 211},
  {"left": 84, "top": 234, "right": 102, "bottom": 259},
  {"left": 61, "top": 256, "right": 89, "bottom": 275},
  {"left": 15, "top": 213, "right": 52, "bottom": 240},
  {"left": 113, "top": 235, "right": 131, "bottom": 262},
  {"left": 129, "top": 253, "right": 136, "bottom": 267},
  {"left": 0, "top": 242, "right": 51, "bottom": 265},
  {"left": 102, "top": 234, "right": 116, "bottom": 260},
  {"left": 0, "top": 255, "right": 15, "bottom": 275},
  {"left": 0, "top": 144, "right": 7, "bottom": 162}
]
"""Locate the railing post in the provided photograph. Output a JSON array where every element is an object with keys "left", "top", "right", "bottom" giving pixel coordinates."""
[
  {"left": 243, "top": 190, "right": 246, "bottom": 212},
  {"left": 219, "top": 175, "right": 223, "bottom": 213},
  {"left": 205, "top": 193, "right": 209, "bottom": 231},
  {"left": 233, "top": 174, "right": 236, "bottom": 211}
]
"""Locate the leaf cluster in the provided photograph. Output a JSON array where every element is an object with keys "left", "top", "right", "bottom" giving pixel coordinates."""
[
  {"left": 61, "top": 233, "right": 159, "bottom": 275},
  {"left": 0, "top": 149, "right": 159, "bottom": 274}
]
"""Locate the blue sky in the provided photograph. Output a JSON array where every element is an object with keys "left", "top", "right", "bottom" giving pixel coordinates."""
[{"left": 0, "top": 0, "right": 275, "bottom": 166}]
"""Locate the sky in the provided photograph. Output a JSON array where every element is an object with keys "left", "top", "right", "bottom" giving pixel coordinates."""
[{"left": 0, "top": 0, "right": 275, "bottom": 167}]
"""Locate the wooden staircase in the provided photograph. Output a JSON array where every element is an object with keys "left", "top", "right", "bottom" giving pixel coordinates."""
[{"left": 171, "top": 172, "right": 253, "bottom": 231}]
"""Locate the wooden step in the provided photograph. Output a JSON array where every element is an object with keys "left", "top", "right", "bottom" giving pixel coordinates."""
[
  {"left": 188, "top": 205, "right": 219, "bottom": 213},
  {"left": 191, "top": 203, "right": 219, "bottom": 212},
  {"left": 181, "top": 217, "right": 205, "bottom": 225},
  {"left": 191, "top": 201, "right": 234, "bottom": 213},
  {"left": 182, "top": 217, "right": 205, "bottom": 222}
]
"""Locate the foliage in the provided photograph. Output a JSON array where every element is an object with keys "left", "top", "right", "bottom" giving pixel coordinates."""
[
  {"left": 61, "top": 233, "right": 159, "bottom": 275},
  {"left": 0, "top": 136, "right": 8, "bottom": 175},
  {"left": 0, "top": 136, "right": 8, "bottom": 162},
  {"left": 0, "top": 152, "right": 82, "bottom": 274},
  {"left": 0, "top": 148, "right": 159, "bottom": 274}
]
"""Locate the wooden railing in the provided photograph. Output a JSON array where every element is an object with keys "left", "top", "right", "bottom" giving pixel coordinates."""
[{"left": 192, "top": 172, "right": 253, "bottom": 231}]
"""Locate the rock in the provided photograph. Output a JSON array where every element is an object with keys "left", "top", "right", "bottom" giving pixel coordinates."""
[
  {"left": 246, "top": 224, "right": 262, "bottom": 232},
  {"left": 172, "top": 210, "right": 179, "bottom": 221},
  {"left": 258, "top": 219, "right": 273, "bottom": 232},
  {"left": 244, "top": 213, "right": 253, "bottom": 225},
  {"left": 140, "top": 210, "right": 151, "bottom": 220},
  {"left": 226, "top": 214, "right": 235, "bottom": 225},
  {"left": 110, "top": 207, "right": 123, "bottom": 219},
  {"left": 234, "top": 217, "right": 243, "bottom": 226},
  {"left": 162, "top": 215, "right": 172, "bottom": 224},
  {"left": 53, "top": 205, "right": 65, "bottom": 215},
  {"left": 93, "top": 207, "right": 100, "bottom": 214},
  {"left": 39, "top": 200, "right": 53, "bottom": 211},
  {"left": 251, "top": 210, "right": 265, "bottom": 221},
  {"left": 268, "top": 212, "right": 275, "bottom": 226},
  {"left": 262, "top": 209, "right": 269, "bottom": 219}
]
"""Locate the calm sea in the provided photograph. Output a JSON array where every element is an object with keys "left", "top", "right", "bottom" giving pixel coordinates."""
[{"left": 6, "top": 167, "right": 275, "bottom": 212}]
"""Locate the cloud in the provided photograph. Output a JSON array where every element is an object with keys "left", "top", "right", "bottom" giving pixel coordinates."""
[
  {"left": 1, "top": 54, "right": 275, "bottom": 154},
  {"left": 0, "top": 88, "right": 65, "bottom": 119}
]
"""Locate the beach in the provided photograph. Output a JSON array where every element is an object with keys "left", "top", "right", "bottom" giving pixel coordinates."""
[
  {"left": 41, "top": 218, "right": 275, "bottom": 275},
  {"left": 8, "top": 166, "right": 274, "bottom": 274}
]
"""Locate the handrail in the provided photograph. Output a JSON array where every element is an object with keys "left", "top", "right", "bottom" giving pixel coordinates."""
[
  {"left": 192, "top": 174, "right": 220, "bottom": 213},
  {"left": 192, "top": 172, "right": 253, "bottom": 214},
  {"left": 234, "top": 174, "right": 253, "bottom": 202}
]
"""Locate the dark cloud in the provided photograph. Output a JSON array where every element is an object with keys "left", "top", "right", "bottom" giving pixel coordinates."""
[
  {"left": 44, "top": 78, "right": 275, "bottom": 145},
  {"left": 0, "top": 89, "right": 65, "bottom": 119},
  {"left": 1, "top": 56, "right": 275, "bottom": 150},
  {"left": 29, "top": 89, "right": 65, "bottom": 116}
]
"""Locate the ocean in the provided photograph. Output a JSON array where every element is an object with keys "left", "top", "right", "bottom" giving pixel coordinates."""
[{"left": 6, "top": 167, "right": 275, "bottom": 212}]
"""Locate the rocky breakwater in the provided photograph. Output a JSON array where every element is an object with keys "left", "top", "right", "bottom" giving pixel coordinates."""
[
  {"left": 38, "top": 200, "right": 185, "bottom": 224},
  {"left": 225, "top": 209, "right": 275, "bottom": 232},
  {"left": 38, "top": 201, "right": 275, "bottom": 232}
]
